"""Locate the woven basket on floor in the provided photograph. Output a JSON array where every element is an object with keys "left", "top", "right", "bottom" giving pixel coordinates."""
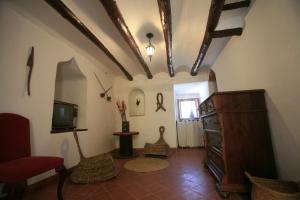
[
  {"left": 144, "top": 126, "right": 170, "bottom": 157},
  {"left": 70, "top": 130, "right": 117, "bottom": 183},
  {"left": 245, "top": 172, "right": 300, "bottom": 200},
  {"left": 70, "top": 153, "right": 117, "bottom": 183}
]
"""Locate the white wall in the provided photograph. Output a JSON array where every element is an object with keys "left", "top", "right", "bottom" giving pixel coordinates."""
[
  {"left": 212, "top": 0, "right": 300, "bottom": 180},
  {"left": 0, "top": 3, "right": 115, "bottom": 183},
  {"left": 113, "top": 72, "right": 209, "bottom": 148}
]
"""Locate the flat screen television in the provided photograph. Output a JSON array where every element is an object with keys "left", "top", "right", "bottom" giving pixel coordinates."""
[{"left": 52, "top": 100, "right": 78, "bottom": 131}]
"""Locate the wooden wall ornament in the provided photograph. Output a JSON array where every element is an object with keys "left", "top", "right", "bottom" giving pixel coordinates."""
[
  {"left": 94, "top": 73, "right": 112, "bottom": 102},
  {"left": 26, "top": 46, "right": 34, "bottom": 96},
  {"left": 156, "top": 92, "right": 166, "bottom": 112}
]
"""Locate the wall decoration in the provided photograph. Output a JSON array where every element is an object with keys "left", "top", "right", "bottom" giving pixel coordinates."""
[
  {"left": 94, "top": 72, "right": 112, "bottom": 101},
  {"left": 156, "top": 92, "right": 166, "bottom": 112},
  {"left": 26, "top": 46, "right": 34, "bottom": 96},
  {"left": 129, "top": 88, "right": 145, "bottom": 116}
]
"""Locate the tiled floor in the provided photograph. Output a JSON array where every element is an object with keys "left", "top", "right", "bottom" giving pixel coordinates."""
[{"left": 24, "top": 148, "right": 223, "bottom": 200}]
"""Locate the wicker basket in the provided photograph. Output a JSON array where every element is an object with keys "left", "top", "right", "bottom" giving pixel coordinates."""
[
  {"left": 245, "top": 172, "right": 300, "bottom": 200},
  {"left": 70, "top": 153, "right": 117, "bottom": 184},
  {"left": 70, "top": 130, "right": 118, "bottom": 184},
  {"left": 144, "top": 126, "right": 170, "bottom": 157}
]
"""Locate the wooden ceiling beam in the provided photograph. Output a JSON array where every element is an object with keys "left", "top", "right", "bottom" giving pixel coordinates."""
[
  {"left": 44, "top": 0, "right": 133, "bottom": 81},
  {"left": 223, "top": 1, "right": 251, "bottom": 11},
  {"left": 100, "top": 0, "right": 153, "bottom": 79},
  {"left": 191, "top": 0, "right": 225, "bottom": 76},
  {"left": 157, "top": 0, "right": 175, "bottom": 77},
  {"left": 211, "top": 28, "right": 243, "bottom": 38}
]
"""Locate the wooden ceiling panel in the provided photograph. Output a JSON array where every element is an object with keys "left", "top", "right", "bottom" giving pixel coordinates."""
[
  {"left": 45, "top": 0, "right": 133, "bottom": 80},
  {"left": 100, "top": 0, "right": 153, "bottom": 79},
  {"left": 157, "top": 0, "right": 174, "bottom": 77}
]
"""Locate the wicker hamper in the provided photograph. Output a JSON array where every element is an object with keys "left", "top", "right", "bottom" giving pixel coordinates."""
[
  {"left": 70, "top": 153, "right": 117, "bottom": 183},
  {"left": 70, "top": 130, "right": 118, "bottom": 183},
  {"left": 144, "top": 126, "right": 170, "bottom": 157},
  {"left": 245, "top": 172, "right": 300, "bottom": 200}
]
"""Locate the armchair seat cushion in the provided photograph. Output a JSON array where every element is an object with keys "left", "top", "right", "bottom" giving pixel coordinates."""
[{"left": 0, "top": 156, "right": 64, "bottom": 182}]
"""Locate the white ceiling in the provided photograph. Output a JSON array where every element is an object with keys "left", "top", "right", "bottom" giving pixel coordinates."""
[{"left": 7, "top": 0, "right": 251, "bottom": 79}]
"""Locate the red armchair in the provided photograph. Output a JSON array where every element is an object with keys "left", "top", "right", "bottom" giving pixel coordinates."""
[{"left": 0, "top": 113, "right": 66, "bottom": 200}]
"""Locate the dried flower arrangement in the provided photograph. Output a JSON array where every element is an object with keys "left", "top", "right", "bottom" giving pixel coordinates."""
[{"left": 116, "top": 100, "right": 127, "bottom": 122}]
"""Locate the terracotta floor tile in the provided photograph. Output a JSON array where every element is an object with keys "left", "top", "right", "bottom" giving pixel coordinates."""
[{"left": 22, "top": 149, "right": 226, "bottom": 200}]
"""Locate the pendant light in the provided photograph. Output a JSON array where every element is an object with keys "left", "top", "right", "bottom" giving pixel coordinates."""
[{"left": 146, "top": 33, "right": 155, "bottom": 62}]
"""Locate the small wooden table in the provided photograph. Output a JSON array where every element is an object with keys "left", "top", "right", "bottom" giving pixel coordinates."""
[{"left": 113, "top": 132, "right": 139, "bottom": 159}]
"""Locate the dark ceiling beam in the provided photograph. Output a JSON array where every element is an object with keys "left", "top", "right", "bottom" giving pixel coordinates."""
[
  {"left": 44, "top": 0, "right": 133, "bottom": 81},
  {"left": 191, "top": 0, "right": 225, "bottom": 76},
  {"left": 211, "top": 28, "right": 243, "bottom": 38},
  {"left": 100, "top": 0, "right": 153, "bottom": 79},
  {"left": 157, "top": 0, "right": 175, "bottom": 77},
  {"left": 223, "top": 1, "right": 251, "bottom": 11}
]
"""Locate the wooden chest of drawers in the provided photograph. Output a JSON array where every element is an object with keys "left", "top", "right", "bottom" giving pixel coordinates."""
[{"left": 200, "top": 90, "right": 277, "bottom": 195}]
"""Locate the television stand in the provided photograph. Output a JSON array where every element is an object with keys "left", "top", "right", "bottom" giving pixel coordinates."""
[{"left": 51, "top": 128, "right": 88, "bottom": 134}]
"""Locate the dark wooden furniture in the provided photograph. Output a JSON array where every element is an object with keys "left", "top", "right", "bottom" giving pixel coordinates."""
[
  {"left": 0, "top": 113, "right": 67, "bottom": 200},
  {"left": 199, "top": 90, "right": 276, "bottom": 196},
  {"left": 113, "top": 132, "right": 139, "bottom": 159}
]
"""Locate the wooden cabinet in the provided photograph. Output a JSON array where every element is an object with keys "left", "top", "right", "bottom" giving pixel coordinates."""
[{"left": 200, "top": 90, "right": 277, "bottom": 194}]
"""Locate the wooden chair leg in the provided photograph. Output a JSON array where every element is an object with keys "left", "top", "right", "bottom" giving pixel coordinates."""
[
  {"left": 56, "top": 166, "right": 67, "bottom": 200},
  {"left": 3, "top": 181, "right": 27, "bottom": 200}
]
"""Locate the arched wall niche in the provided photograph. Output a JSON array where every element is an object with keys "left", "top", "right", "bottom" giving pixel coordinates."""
[
  {"left": 53, "top": 57, "right": 87, "bottom": 130},
  {"left": 128, "top": 88, "right": 145, "bottom": 116},
  {"left": 208, "top": 69, "right": 218, "bottom": 95}
]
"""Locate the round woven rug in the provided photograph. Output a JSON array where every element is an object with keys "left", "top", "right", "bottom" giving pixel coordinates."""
[{"left": 124, "top": 158, "right": 169, "bottom": 172}]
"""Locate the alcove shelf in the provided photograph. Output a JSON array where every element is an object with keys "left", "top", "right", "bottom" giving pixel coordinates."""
[
  {"left": 51, "top": 58, "right": 87, "bottom": 133},
  {"left": 128, "top": 88, "right": 145, "bottom": 116}
]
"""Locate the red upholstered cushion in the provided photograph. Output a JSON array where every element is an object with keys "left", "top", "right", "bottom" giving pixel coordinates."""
[
  {"left": 0, "top": 156, "right": 64, "bottom": 182},
  {"left": 0, "top": 113, "right": 31, "bottom": 163}
]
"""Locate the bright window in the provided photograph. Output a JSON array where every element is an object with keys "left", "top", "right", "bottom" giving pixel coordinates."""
[{"left": 178, "top": 98, "right": 200, "bottom": 120}]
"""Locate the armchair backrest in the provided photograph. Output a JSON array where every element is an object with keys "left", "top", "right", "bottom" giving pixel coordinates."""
[{"left": 0, "top": 113, "right": 31, "bottom": 163}]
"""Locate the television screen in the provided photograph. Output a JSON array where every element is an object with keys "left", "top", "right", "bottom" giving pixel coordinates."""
[{"left": 52, "top": 101, "right": 77, "bottom": 130}]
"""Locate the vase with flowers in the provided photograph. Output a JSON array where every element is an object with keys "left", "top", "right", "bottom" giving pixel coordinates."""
[{"left": 116, "top": 100, "right": 129, "bottom": 132}]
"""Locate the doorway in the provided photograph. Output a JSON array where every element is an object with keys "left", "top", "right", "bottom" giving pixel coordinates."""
[{"left": 173, "top": 82, "right": 209, "bottom": 148}]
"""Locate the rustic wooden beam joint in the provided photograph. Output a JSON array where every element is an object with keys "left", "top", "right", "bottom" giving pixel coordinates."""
[
  {"left": 100, "top": 0, "right": 153, "bottom": 79},
  {"left": 211, "top": 28, "right": 243, "bottom": 38},
  {"left": 190, "top": 0, "right": 225, "bottom": 76},
  {"left": 157, "top": 0, "right": 175, "bottom": 77},
  {"left": 223, "top": 1, "right": 251, "bottom": 11},
  {"left": 44, "top": 0, "right": 133, "bottom": 81}
]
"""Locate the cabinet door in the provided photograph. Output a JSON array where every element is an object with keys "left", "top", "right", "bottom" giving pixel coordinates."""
[
  {"left": 207, "top": 131, "right": 222, "bottom": 151},
  {"left": 203, "top": 115, "right": 220, "bottom": 130}
]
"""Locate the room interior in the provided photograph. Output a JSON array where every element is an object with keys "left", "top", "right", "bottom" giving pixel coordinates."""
[{"left": 0, "top": 0, "right": 299, "bottom": 200}]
